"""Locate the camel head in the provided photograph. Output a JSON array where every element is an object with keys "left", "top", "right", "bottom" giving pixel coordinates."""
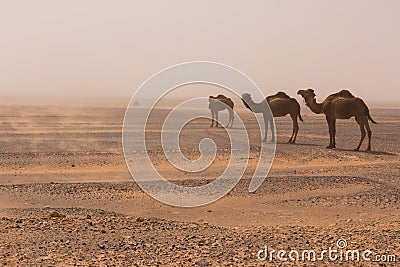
[
  {"left": 241, "top": 93, "right": 253, "bottom": 111},
  {"left": 297, "top": 88, "right": 316, "bottom": 106}
]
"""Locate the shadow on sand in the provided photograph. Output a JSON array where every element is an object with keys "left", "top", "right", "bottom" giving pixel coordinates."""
[
  {"left": 277, "top": 142, "right": 321, "bottom": 147},
  {"left": 278, "top": 142, "right": 398, "bottom": 156},
  {"left": 210, "top": 126, "right": 246, "bottom": 130},
  {"left": 334, "top": 148, "right": 397, "bottom": 156}
]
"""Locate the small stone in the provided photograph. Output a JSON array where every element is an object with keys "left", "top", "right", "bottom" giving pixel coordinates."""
[
  {"left": 48, "top": 211, "right": 65, "bottom": 218},
  {"left": 195, "top": 259, "right": 209, "bottom": 267},
  {"left": 136, "top": 217, "right": 145, "bottom": 222}
]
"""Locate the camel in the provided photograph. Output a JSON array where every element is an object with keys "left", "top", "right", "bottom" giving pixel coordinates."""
[
  {"left": 208, "top": 95, "right": 234, "bottom": 128},
  {"left": 241, "top": 92, "right": 303, "bottom": 143},
  {"left": 297, "top": 88, "right": 377, "bottom": 151}
]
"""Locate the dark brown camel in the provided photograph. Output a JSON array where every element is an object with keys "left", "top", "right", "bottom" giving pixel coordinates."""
[
  {"left": 297, "top": 89, "right": 377, "bottom": 151},
  {"left": 208, "top": 95, "right": 234, "bottom": 128},
  {"left": 242, "top": 92, "right": 303, "bottom": 143}
]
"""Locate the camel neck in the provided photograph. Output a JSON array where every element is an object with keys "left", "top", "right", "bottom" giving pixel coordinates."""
[
  {"left": 246, "top": 99, "right": 267, "bottom": 113},
  {"left": 307, "top": 98, "right": 324, "bottom": 114}
]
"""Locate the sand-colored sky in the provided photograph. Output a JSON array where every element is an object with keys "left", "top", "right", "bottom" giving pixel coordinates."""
[{"left": 1, "top": 1, "right": 399, "bottom": 107}]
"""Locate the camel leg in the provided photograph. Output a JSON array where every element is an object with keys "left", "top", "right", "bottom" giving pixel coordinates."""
[
  {"left": 364, "top": 118, "right": 372, "bottom": 151},
  {"left": 288, "top": 113, "right": 298, "bottom": 144},
  {"left": 262, "top": 113, "right": 269, "bottom": 142},
  {"left": 326, "top": 117, "right": 332, "bottom": 148},
  {"left": 230, "top": 110, "right": 234, "bottom": 128},
  {"left": 287, "top": 116, "right": 295, "bottom": 144},
  {"left": 292, "top": 114, "right": 299, "bottom": 144},
  {"left": 332, "top": 118, "right": 336, "bottom": 148},
  {"left": 354, "top": 117, "right": 366, "bottom": 151},
  {"left": 227, "top": 108, "right": 234, "bottom": 128},
  {"left": 326, "top": 117, "right": 335, "bottom": 149},
  {"left": 215, "top": 111, "right": 219, "bottom": 127},
  {"left": 210, "top": 111, "right": 214, "bottom": 127},
  {"left": 226, "top": 110, "right": 231, "bottom": 128},
  {"left": 269, "top": 117, "right": 275, "bottom": 142}
]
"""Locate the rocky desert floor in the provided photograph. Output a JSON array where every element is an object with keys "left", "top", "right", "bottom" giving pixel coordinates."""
[{"left": 0, "top": 104, "right": 399, "bottom": 266}]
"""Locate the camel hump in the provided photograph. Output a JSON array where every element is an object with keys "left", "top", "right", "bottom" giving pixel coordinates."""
[
  {"left": 210, "top": 94, "right": 232, "bottom": 101},
  {"left": 210, "top": 94, "right": 234, "bottom": 108},
  {"left": 325, "top": 89, "right": 355, "bottom": 103},
  {"left": 338, "top": 89, "right": 355, "bottom": 98},
  {"left": 266, "top": 91, "right": 291, "bottom": 101},
  {"left": 209, "top": 94, "right": 227, "bottom": 99},
  {"left": 273, "top": 91, "right": 291, "bottom": 99},
  {"left": 220, "top": 95, "right": 233, "bottom": 103},
  {"left": 274, "top": 91, "right": 291, "bottom": 99},
  {"left": 216, "top": 94, "right": 228, "bottom": 99}
]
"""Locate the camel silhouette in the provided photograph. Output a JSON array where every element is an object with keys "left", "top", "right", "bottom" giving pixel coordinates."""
[
  {"left": 242, "top": 92, "right": 303, "bottom": 143},
  {"left": 208, "top": 95, "right": 234, "bottom": 128},
  {"left": 297, "top": 89, "right": 377, "bottom": 151}
]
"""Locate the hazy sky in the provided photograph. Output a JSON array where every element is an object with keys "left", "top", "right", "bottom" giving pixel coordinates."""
[{"left": 1, "top": 1, "right": 399, "bottom": 106}]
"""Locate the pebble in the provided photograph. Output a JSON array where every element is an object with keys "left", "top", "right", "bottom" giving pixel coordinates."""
[
  {"left": 195, "top": 259, "right": 209, "bottom": 267},
  {"left": 48, "top": 211, "right": 66, "bottom": 218}
]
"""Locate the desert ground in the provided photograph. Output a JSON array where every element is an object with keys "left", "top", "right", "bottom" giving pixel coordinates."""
[{"left": 0, "top": 103, "right": 399, "bottom": 266}]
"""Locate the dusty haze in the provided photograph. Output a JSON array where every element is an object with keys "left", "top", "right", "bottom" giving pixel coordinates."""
[
  {"left": 0, "top": 2, "right": 399, "bottom": 265},
  {"left": 1, "top": 1, "right": 399, "bottom": 107}
]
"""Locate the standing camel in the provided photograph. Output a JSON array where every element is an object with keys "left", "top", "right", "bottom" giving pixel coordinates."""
[
  {"left": 208, "top": 95, "right": 234, "bottom": 128},
  {"left": 297, "top": 88, "right": 377, "bottom": 151},
  {"left": 241, "top": 92, "right": 303, "bottom": 143}
]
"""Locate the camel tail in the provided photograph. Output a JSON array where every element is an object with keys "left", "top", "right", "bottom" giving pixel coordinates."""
[
  {"left": 368, "top": 113, "right": 377, "bottom": 124},
  {"left": 298, "top": 113, "right": 304, "bottom": 123},
  {"left": 361, "top": 100, "right": 377, "bottom": 124}
]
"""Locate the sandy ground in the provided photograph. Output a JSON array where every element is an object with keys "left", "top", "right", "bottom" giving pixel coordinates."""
[{"left": 0, "top": 104, "right": 399, "bottom": 266}]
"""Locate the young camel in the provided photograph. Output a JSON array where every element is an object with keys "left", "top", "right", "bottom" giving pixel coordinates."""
[
  {"left": 241, "top": 92, "right": 303, "bottom": 143},
  {"left": 297, "top": 89, "right": 377, "bottom": 151},
  {"left": 208, "top": 95, "right": 234, "bottom": 128}
]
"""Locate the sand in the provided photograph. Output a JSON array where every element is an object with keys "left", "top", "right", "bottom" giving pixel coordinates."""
[{"left": 0, "top": 104, "right": 399, "bottom": 266}]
